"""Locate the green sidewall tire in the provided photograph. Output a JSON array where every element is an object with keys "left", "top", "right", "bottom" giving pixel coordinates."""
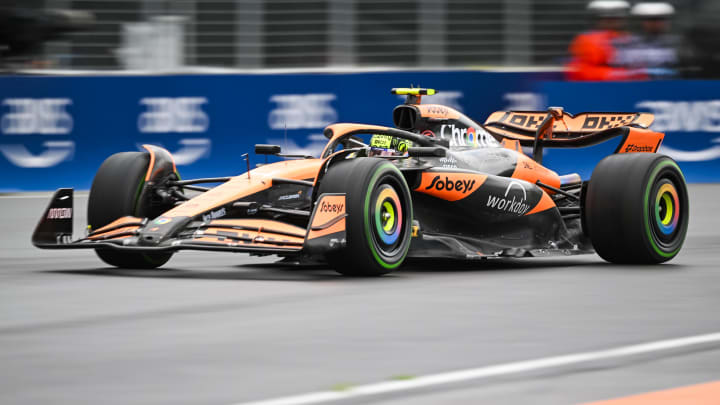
[
  {"left": 317, "top": 158, "right": 413, "bottom": 276},
  {"left": 88, "top": 152, "right": 172, "bottom": 269},
  {"left": 585, "top": 153, "right": 689, "bottom": 264}
]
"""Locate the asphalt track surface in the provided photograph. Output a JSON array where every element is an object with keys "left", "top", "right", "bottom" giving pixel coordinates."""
[{"left": 1, "top": 184, "right": 719, "bottom": 404}]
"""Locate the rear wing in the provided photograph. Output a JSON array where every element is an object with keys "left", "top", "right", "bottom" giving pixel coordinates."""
[{"left": 483, "top": 108, "right": 663, "bottom": 163}]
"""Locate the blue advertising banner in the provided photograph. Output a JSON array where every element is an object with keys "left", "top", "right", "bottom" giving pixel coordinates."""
[
  {"left": 0, "top": 70, "right": 559, "bottom": 191},
  {"left": 538, "top": 80, "right": 720, "bottom": 182},
  {"left": 3, "top": 73, "right": 716, "bottom": 190}
]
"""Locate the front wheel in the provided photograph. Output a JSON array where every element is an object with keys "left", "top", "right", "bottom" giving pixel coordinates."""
[
  {"left": 585, "top": 153, "right": 689, "bottom": 264},
  {"left": 88, "top": 152, "right": 173, "bottom": 269},
  {"left": 317, "top": 158, "right": 413, "bottom": 276}
]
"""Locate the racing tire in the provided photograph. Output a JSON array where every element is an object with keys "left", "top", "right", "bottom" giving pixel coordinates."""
[
  {"left": 88, "top": 152, "right": 172, "bottom": 269},
  {"left": 317, "top": 158, "right": 413, "bottom": 276},
  {"left": 585, "top": 153, "right": 688, "bottom": 264}
]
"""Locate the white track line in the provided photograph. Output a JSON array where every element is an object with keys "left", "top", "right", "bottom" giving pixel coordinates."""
[{"left": 234, "top": 332, "right": 720, "bottom": 405}]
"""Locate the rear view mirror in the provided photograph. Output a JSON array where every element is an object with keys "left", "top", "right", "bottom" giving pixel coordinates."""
[
  {"left": 255, "top": 144, "right": 281, "bottom": 155},
  {"left": 408, "top": 147, "right": 446, "bottom": 157}
]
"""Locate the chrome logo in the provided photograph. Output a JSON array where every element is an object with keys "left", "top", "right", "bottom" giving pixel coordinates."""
[
  {"left": 466, "top": 127, "right": 477, "bottom": 146},
  {"left": 154, "top": 217, "right": 172, "bottom": 225}
]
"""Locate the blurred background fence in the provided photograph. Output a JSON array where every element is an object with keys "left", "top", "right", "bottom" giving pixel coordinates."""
[
  {"left": 1, "top": 0, "right": 635, "bottom": 70},
  {"left": 3, "top": 0, "right": 717, "bottom": 71}
]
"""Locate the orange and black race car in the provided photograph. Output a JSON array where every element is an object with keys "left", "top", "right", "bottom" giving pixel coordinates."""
[{"left": 33, "top": 88, "right": 689, "bottom": 276}]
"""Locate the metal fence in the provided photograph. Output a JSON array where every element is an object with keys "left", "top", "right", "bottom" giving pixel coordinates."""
[{"left": 35, "top": 0, "right": 597, "bottom": 70}]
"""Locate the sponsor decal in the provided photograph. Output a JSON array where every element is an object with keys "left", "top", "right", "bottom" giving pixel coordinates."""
[
  {"left": 509, "top": 113, "right": 545, "bottom": 129},
  {"left": 636, "top": 99, "right": 720, "bottom": 162},
  {"left": 439, "top": 156, "right": 457, "bottom": 168},
  {"left": 154, "top": 217, "right": 172, "bottom": 225},
  {"left": 440, "top": 124, "right": 467, "bottom": 147},
  {"left": 636, "top": 100, "right": 720, "bottom": 132},
  {"left": 440, "top": 124, "right": 498, "bottom": 148},
  {"left": 138, "top": 97, "right": 209, "bottom": 133},
  {"left": 421, "top": 105, "right": 449, "bottom": 117},
  {"left": 486, "top": 180, "right": 530, "bottom": 215},
  {"left": 625, "top": 144, "right": 654, "bottom": 152},
  {"left": 268, "top": 93, "right": 337, "bottom": 130},
  {"left": 0, "top": 98, "right": 75, "bottom": 168},
  {"left": 425, "top": 176, "right": 476, "bottom": 193},
  {"left": 47, "top": 207, "right": 72, "bottom": 219},
  {"left": 581, "top": 114, "right": 635, "bottom": 130},
  {"left": 309, "top": 195, "right": 346, "bottom": 237},
  {"left": 202, "top": 207, "right": 227, "bottom": 222},
  {"left": 320, "top": 200, "right": 344, "bottom": 214},
  {"left": 0, "top": 141, "right": 75, "bottom": 168},
  {"left": 1, "top": 98, "right": 73, "bottom": 134},
  {"left": 278, "top": 193, "right": 301, "bottom": 201},
  {"left": 370, "top": 134, "right": 393, "bottom": 149},
  {"left": 416, "top": 172, "right": 486, "bottom": 201},
  {"left": 421, "top": 130, "right": 435, "bottom": 138}
]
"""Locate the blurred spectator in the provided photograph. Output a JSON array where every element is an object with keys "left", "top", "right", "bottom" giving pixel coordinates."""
[
  {"left": 566, "top": 0, "right": 646, "bottom": 81},
  {"left": 621, "top": 2, "right": 679, "bottom": 79}
]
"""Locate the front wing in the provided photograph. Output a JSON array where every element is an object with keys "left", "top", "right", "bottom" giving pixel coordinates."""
[{"left": 32, "top": 189, "right": 347, "bottom": 256}]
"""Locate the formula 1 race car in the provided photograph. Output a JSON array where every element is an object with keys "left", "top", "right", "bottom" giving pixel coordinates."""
[{"left": 32, "top": 88, "right": 689, "bottom": 276}]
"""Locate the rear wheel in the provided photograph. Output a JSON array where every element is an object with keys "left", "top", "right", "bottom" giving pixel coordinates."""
[
  {"left": 317, "top": 158, "right": 413, "bottom": 276},
  {"left": 585, "top": 153, "right": 689, "bottom": 263},
  {"left": 88, "top": 152, "right": 172, "bottom": 269}
]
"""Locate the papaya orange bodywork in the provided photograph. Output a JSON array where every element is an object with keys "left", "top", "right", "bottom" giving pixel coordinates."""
[
  {"left": 307, "top": 194, "right": 347, "bottom": 239},
  {"left": 165, "top": 158, "right": 324, "bottom": 220},
  {"left": 511, "top": 154, "right": 562, "bottom": 190},
  {"left": 616, "top": 128, "right": 664, "bottom": 154}
]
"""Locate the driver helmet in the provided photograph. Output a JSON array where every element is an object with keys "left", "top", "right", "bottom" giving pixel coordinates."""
[
  {"left": 587, "top": 0, "right": 630, "bottom": 17},
  {"left": 369, "top": 134, "right": 411, "bottom": 157}
]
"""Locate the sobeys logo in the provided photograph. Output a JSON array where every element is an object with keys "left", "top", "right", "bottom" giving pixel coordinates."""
[
  {"left": 320, "top": 201, "right": 344, "bottom": 214},
  {"left": 417, "top": 172, "right": 486, "bottom": 201},
  {"left": 425, "top": 176, "right": 476, "bottom": 194}
]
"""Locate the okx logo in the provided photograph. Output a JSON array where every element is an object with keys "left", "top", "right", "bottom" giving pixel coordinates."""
[{"left": 416, "top": 172, "right": 486, "bottom": 201}]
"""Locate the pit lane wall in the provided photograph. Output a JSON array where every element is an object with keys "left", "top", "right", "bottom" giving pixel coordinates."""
[{"left": 0, "top": 71, "right": 718, "bottom": 191}]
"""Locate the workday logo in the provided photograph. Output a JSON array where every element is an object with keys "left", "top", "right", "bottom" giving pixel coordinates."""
[
  {"left": 0, "top": 98, "right": 75, "bottom": 168},
  {"left": 486, "top": 181, "right": 530, "bottom": 216}
]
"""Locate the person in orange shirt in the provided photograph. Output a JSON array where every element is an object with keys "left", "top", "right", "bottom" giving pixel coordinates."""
[{"left": 566, "top": 0, "right": 646, "bottom": 81}]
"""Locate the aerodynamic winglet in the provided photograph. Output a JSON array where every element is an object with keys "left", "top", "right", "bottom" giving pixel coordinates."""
[{"left": 32, "top": 188, "right": 74, "bottom": 247}]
